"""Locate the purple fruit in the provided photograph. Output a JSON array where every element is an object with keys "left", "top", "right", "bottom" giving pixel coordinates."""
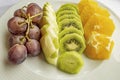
[
  {"left": 25, "top": 39, "right": 41, "bottom": 57},
  {"left": 8, "top": 17, "right": 27, "bottom": 35},
  {"left": 14, "top": 9, "right": 26, "bottom": 18},
  {"left": 28, "top": 24, "right": 40, "bottom": 40},
  {"left": 9, "top": 35, "right": 26, "bottom": 47},
  {"left": 8, "top": 44, "right": 27, "bottom": 64},
  {"left": 26, "top": 3, "right": 43, "bottom": 24}
]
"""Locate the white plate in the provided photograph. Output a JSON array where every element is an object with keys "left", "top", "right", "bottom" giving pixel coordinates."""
[
  {"left": 0, "top": 0, "right": 19, "bottom": 7},
  {"left": 0, "top": 0, "right": 120, "bottom": 80}
]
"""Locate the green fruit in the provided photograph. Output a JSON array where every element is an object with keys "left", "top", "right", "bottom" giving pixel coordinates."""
[
  {"left": 59, "top": 3, "right": 79, "bottom": 13},
  {"left": 57, "top": 6, "right": 76, "bottom": 13},
  {"left": 40, "top": 3, "right": 59, "bottom": 65},
  {"left": 40, "top": 2, "right": 58, "bottom": 28},
  {"left": 40, "top": 15, "right": 58, "bottom": 27},
  {"left": 58, "top": 19, "right": 84, "bottom": 33},
  {"left": 56, "top": 10, "right": 77, "bottom": 18},
  {"left": 43, "top": 2, "right": 55, "bottom": 15},
  {"left": 41, "top": 24, "right": 58, "bottom": 36},
  {"left": 59, "top": 27, "right": 83, "bottom": 39},
  {"left": 57, "top": 51, "right": 84, "bottom": 74},
  {"left": 40, "top": 33, "right": 59, "bottom": 65},
  {"left": 60, "top": 33, "right": 86, "bottom": 54},
  {"left": 40, "top": 24, "right": 59, "bottom": 49},
  {"left": 57, "top": 14, "right": 81, "bottom": 23},
  {"left": 43, "top": 11, "right": 56, "bottom": 21}
]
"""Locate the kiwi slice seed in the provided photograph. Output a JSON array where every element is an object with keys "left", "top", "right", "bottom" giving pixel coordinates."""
[{"left": 60, "top": 33, "right": 86, "bottom": 54}]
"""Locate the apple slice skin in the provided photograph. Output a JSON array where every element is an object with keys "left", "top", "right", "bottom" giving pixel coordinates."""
[
  {"left": 40, "top": 33, "right": 58, "bottom": 65},
  {"left": 40, "top": 3, "right": 59, "bottom": 65}
]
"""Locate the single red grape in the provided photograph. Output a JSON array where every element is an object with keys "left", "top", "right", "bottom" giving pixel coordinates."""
[
  {"left": 8, "top": 17, "right": 27, "bottom": 35},
  {"left": 9, "top": 35, "right": 26, "bottom": 47},
  {"left": 25, "top": 39, "right": 41, "bottom": 57},
  {"left": 27, "top": 3, "right": 43, "bottom": 24},
  {"left": 8, "top": 44, "right": 27, "bottom": 64},
  {"left": 14, "top": 9, "right": 26, "bottom": 18},
  {"left": 28, "top": 24, "right": 40, "bottom": 40}
]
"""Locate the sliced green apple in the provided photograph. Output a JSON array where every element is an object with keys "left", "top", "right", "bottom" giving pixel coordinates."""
[{"left": 40, "top": 33, "right": 58, "bottom": 65}]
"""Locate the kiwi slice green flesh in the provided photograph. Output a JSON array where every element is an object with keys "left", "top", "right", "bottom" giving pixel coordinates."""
[
  {"left": 59, "top": 3, "right": 79, "bottom": 13},
  {"left": 58, "top": 19, "right": 84, "bottom": 33},
  {"left": 56, "top": 9, "right": 77, "bottom": 17},
  {"left": 57, "top": 6, "right": 77, "bottom": 13},
  {"left": 59, "top": 27, "right": 83, "bottom": 39},
  {"left": 60, "top": 33, "right": 86, "bottom": 54},
  {"left": 57, "top": 14, "right": 81, "bottom": 23},
  {"left": 57, "top": 51, "right": 84, "bottom": 74}
]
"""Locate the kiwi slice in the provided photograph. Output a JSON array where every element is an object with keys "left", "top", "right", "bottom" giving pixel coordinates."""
[
  {"left": 60, "top": 33, "right": 86, "bottom": 54},
  {"left": 59, "top": 27, "right": 83, "bottom": 39},
  {"left": 56, "top": 10, "right": 77, "bottom": 18},
  {"left": 58, "top": 19, "right": 84, "bottom": 33},
  {"left": 57, "top": 6, "right": 77, "bottom": 14},
  {"left": 57, "top": 14, "right": 81, "bottom": 22},
  {"left": 57, "top": 51, "right": 84, "bottom": 74},
  {"left": 59, "top": 3, "right": 79, "bottom": 13}
]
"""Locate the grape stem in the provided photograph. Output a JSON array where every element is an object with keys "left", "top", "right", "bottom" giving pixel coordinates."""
[
  {"left": 20, "top": 6, "right": 42, "bottom": 41},
  {"left": 21, "top": 6, "right": 28, "bottom": 18},
  {"left": 25, "top": 13, "right": 42, "bottom": 41},
  {"left": 19, "top": 22, "right": 27, "bottom": 27},
  {"left": 25, "top": 14, "right": 31, "bottom": 41},
  {"left": 22, "top": 6, "right": 27, "bottom": 9},
  {"left": 30, "top": 12, "right": 43, "bottom": 19}
]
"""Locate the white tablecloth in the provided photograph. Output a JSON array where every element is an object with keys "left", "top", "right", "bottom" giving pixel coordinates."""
[{"left": 0, "top": 0, "right": 19, "bottom": 16}]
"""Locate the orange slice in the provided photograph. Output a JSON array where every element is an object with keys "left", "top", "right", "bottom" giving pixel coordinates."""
[
  {"left": 78, "top": 0, "right": 110, "bottom": 25},
  {"left": 84, "top": 13, "right": 115, "bottom": 41},
  {"left": 78, "top": 0, "right": 98, "bottom": 14},
  {"left": 85, "top": 31, "right": 114, "bottom": 60}
]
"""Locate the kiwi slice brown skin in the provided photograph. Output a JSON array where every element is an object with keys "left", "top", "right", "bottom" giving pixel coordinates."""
[
  {"left": 57, "top": 51, "right": 84, "bottom": 74},
  {"left": 60, "top": 33, "right": 86, "bottom": 54}
]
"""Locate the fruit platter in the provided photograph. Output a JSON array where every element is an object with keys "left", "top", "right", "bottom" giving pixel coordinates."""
[{"left": 0, "top": 0, "right": 120, "bottom": 80}]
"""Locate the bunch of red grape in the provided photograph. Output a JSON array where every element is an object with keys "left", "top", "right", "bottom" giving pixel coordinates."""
[{"left": 7, "top": 3, "right": 43, "bottom": 64}]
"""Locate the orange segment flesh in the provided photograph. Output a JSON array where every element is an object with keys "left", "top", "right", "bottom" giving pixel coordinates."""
[
  {"left": 84, "top": 13, "right": 115, "bottom": 41},
  {"left": 85, "top": 31, "right": 114, "bottom": 60},
  {"left": 78, "top": 0, "right": 110, "bottom": 25},
  {"left": 78, "top": 0, "right": 98, "bottom": 14}
]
